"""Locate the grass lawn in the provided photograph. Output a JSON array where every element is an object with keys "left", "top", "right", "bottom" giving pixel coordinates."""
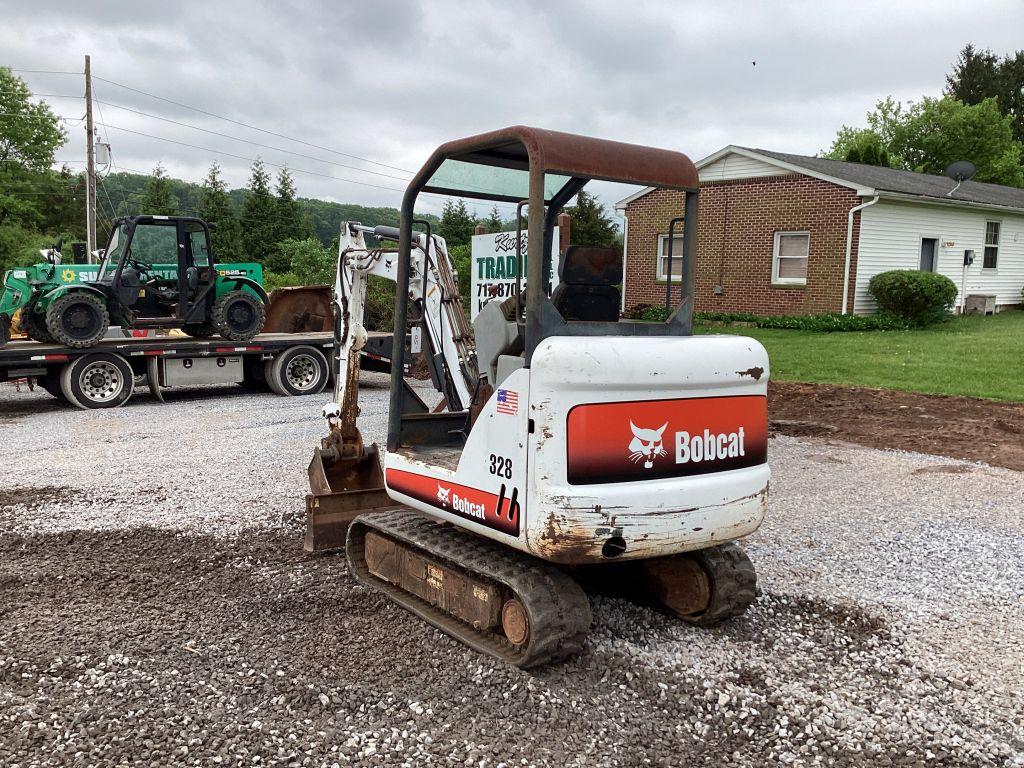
[{"left": 700, "top": 310, "right": 1024, "bottom": 402}]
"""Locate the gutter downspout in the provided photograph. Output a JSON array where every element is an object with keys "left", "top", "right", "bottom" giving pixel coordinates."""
[
  {"left": 842, "top": 194, "right": 879, "bottom": 315},
  {"left": 619, "top": 212, "right": 629, "bottom": 313}
]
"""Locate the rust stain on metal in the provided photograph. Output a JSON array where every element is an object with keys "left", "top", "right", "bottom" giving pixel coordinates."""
[{"left": 736, "top": 366, "right": 764, "bottom": 380}]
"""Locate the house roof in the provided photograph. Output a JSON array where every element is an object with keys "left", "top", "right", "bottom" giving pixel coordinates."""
[
  {"left": 615, "top": 145, "right": 1024, "bottom": 213},
  {"left": 747, "top": 148, "right": 1024, "bottom": 211}
]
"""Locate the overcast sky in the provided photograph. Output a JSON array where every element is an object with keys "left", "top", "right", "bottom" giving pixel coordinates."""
[{"left": 4, "top": 0, "right": 1023, "bottom": 218}]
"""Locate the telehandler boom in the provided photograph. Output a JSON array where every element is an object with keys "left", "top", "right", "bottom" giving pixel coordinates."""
[{"left": 308, "top": 126, "right": 770, "bottom": 667}]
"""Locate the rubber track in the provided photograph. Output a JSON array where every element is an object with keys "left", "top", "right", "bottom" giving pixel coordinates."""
[
  {"left": 347, "top": 510, "right": 592, "bottom": 668},
  {"left": 682, "top": 543, "right": 757, "bottom": 626}
]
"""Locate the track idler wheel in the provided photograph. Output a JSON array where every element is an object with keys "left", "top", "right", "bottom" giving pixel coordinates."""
[
  {"left": 348, "top": 510, "right": 592, "bottom": 669},
  {"left": 642, "top": 543, "right": 757, "bottom": 626}
]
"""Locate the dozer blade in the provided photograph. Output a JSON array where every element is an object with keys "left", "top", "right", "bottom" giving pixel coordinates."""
[
  {"left": 305, "top": 443, "right": 396, "bottom": 552},
  {"left": 264, "top": 285, "right": 333, "bottom": 333}
]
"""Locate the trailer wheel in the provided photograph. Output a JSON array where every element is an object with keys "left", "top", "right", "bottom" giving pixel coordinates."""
[
  {"left": 60, "top": 352, "right": 134, "bottom": 409},
  {"left": 0, "top": 315, "right": 9, "bottom": 348},
  {"left": 212, "top": 291, "right": 266, "bottom": 342},
  {"left": 266, "top": 346, "right": 329, "bottom": 396},
  {"left": 46, "top": 292, "right": 110, "bottom": 348},
  {"left": 38, "top": 371, "right": 66, "bottom": 400}
]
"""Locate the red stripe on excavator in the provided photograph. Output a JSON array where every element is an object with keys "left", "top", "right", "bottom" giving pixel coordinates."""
[{"left": 385, "top": 468, "right": 520, "bottom": 536}]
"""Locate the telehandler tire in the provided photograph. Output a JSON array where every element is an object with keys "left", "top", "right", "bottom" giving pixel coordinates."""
[
  {"left": 182, "top": 321, "right": 216, "bottom": 339},
  {"left": 21, "top": 304, "right": 56, "bottom": 344},
  {"left": 265, "top": 346, "right": 329, "bottom": 396},
  {"left": 46, "top": 292, "right": 110, "bottom": 348},
  {"left": 212, "top": 291, "right": 265, "bottom": 342},
  {"left": 59, "top": 352, "right": 133, "bottom": 409}
]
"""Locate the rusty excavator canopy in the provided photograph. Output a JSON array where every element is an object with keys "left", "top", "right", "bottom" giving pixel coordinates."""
[{"left": 419, "top": 125, "right": 700, "bottom": 203}]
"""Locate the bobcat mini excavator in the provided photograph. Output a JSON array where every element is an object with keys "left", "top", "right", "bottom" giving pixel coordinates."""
[{"left": 307, "top": 127, "right": 770, "bottom": 668}]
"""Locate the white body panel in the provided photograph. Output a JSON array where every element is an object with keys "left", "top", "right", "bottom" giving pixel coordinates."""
[
  {"left": 855, "top": 199, "right": 1024, "bottom": 313},
  {"left": 384, "top": 334, "right": 770, "bottom": 565}
]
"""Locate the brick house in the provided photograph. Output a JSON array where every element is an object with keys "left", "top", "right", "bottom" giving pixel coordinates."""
[{"left": 615, "top": 146, "right": 1024, "bottom": 315}]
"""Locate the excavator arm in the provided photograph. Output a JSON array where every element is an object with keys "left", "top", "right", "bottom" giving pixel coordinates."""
[{"left": 306, "top": 221, "right": 478, "bottom": 551}]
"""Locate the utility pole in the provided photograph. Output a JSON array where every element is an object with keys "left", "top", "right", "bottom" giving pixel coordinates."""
[{"left": 84, "top": 54, "right": 96, "bottom": 262}]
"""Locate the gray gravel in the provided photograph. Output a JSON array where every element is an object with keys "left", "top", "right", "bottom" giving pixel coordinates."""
[{"left": 1, "top": 380, "right": 1022, "bottom": 767}]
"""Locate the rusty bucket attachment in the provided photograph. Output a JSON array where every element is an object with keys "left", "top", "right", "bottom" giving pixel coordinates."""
[
  {"left": 264, "top": 285, "right": 333, "bottom": 333},
  {"left": 306, "top": 440, "right": 395, "bottom": 553}
]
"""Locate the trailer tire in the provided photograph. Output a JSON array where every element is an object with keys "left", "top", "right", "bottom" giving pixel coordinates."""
[
  {"left": 266, "top": 346, "right": 329, "bottom": 396},
  {"left": 212, "top": 291, "right": 265, "bottom": 342},
  {"left": 46, "top": 292, "right": 110, "bottom": 348},
  {"left": 183, "top": 322, "right": 216, "bottom": 339},
  {"left": 21, "top": 304, "right": 55, "bottom": 343},
  {"left": 60, "top": 352, "right": 134, "bottom": 409},
  {"left": 39, "top": 371, "right": 66, "bottom": 400},
  {"left": 0, "top": 315, "right": 9, "bottom": 348}
]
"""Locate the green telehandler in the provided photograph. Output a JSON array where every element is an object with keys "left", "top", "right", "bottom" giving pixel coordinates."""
[{"left": 0, "top": 215, "right": 268, "bottom": 349}]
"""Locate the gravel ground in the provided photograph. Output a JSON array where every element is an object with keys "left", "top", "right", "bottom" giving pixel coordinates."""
[{"left": 1, "top": 380, "right": 1022, "bottom": 767}]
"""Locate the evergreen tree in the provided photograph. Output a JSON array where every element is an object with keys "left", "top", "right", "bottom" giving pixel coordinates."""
[
  {"left": 946, "top": 44, "right": 1024, "bottom": 145},
  {"left": 140, "top": 164, "right": 179, "bottom": 216},
  {"left": 437, "top": 199, "right": 477, "bottom": 248},
  {"left": 566, "top": 190, "right": 618, "bottom": 247},
  {"left": 198, "top": 161, "right": 243, "bottom": 262},
  {"left": 274, "top": 168, "right": 311, "bottom": 242},
  {"left": 241, "top": 158, "right": 277, "bottom": 265},
  {"left": 486, "top": 205, "right": 504, "bottom": 233}
]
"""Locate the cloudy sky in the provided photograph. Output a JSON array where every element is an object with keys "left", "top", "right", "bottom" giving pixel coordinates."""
[{"left": 4, "top": 0, "right": 1023, "bottom": 217}]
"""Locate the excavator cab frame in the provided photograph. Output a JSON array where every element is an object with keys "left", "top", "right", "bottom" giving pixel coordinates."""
[{"left": 387, "top": 126, "right": 701, "bottom": 452}]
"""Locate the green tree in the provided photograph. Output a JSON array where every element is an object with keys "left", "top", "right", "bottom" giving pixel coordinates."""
[
  {"left": 277, "top": 237, "right": 334, "bottom": 284},
  {"left": 140, "top": 163, "right": 179, "bottom": 215},
  {"left": 241, "top": 157, "right": 277, "bottom": 265},
  {"left": 0, "top": 67, "right": 66, "bottom": 172},
  {"left": 485, "top": 206, "right": 504, "bottom": 233},
  {"left": 827, "top": 96, "right": 1024, "bottom": 186},
  {"left": 274, "top": 167, "right": 312, "bottom": 244},
  {"left": 198, "top": 161, "right": 243, "bottom": 262},
  {"left": 946, "top": 44, "right": 1024, "bottom": 144},
  {"left": 437, "top": 199, "right": 477, "bottom": 248},
  {"left": 0, "top": 67, "right": 69, "bottom": 271},
  {"left": 565, "top": 189, "right": 618, "bottom": 247}
]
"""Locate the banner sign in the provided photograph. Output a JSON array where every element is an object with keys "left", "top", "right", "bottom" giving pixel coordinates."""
[{"left": 469, "top": 228, "right": 560, "bottom": 320}]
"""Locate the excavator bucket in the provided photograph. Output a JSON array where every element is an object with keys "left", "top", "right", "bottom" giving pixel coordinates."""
[
  {"left": 264, "top": 285, "right": 333, "bottom": 333},
  {"left": 305, "top": 441, "right": 396, "bottom": 552}
]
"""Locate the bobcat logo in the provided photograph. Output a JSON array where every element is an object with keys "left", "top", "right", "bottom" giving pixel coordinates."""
[
  {"left": 436, "top": 484, "right": 451, "bottom": 506},
  {"left": 628, "top": 421, "right": 668, "bottom": 469}
]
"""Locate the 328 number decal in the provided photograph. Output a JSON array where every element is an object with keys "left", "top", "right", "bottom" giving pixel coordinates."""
[{"left": 489, "top": 454, "right": 513, "bottom": 479}]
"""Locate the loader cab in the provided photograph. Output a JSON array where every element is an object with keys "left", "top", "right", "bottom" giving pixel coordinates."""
[
  {"left": 97, "top": 215, "right": 217, "bottom": 324},
  {"left": 388, "top": 126, "right": 700, "bottom": 453}
]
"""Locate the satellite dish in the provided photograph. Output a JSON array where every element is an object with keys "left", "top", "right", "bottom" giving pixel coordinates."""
[
  {"left": 944, "top": 161, "right": 976, "bottom": 182},
  {"left": 944, "top": 161, "right": 976, "bottom": 197}
]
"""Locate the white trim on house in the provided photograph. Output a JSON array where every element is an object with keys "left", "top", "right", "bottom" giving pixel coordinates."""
[
  {"left": 614, "top": 146, "right": 876, "bottom": 210},
  {"left": 771, "top": 231, "right": 810, "bottom": 286}
]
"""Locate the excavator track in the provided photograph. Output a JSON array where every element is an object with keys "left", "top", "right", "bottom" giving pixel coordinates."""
[
  {"left": 347, "top": 509, "right": 592, "bottom": 668},
  {"left": 677, "top": 543, "right": 757, "bottom": 626}
]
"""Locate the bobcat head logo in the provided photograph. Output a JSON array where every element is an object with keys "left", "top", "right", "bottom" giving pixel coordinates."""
[
  {"left": 629, "top": 421, "right": 668, "bottom": 469},
  {"left": 436, "top": 484, "right": 451, "bottom": 506}
]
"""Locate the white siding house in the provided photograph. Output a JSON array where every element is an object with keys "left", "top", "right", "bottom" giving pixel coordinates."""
[{"left": 855, "top": 200, "right": 1024, "bottom": 312}]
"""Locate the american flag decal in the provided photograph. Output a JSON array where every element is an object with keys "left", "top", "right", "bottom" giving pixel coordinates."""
[{"left": 496, "top": 389, "right": 519, "bottom": 415}]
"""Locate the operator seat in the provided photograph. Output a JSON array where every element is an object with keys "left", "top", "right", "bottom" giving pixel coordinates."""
[{"left": 550, "top": 246, "right": 623, "bottom": 322}]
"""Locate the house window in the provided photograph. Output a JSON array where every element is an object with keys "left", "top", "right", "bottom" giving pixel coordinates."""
[
  {"left": 656, "top": 233, "right": 686, "bottom": 281},
  {"left": 772, "top": 231, "right": 809, "bottom": 285},
  {"left": 983, "top": 221, "right": 1000, "bottom": 269}
]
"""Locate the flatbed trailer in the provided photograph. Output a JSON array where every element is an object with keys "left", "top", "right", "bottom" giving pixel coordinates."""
[{"left": 0, "top": 331, "right": 401, "bottom": 409}]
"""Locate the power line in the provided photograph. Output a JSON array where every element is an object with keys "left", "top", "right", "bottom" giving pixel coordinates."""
[
  {"left": 10, "top": 69, "right": 82, "bottom": 75},
  {"left": 93, "top": 98, "right": 410, "bottom": 182},
  {"left": 96, "top": 120, "right": 410, "bottom": 194},
  {"left": 93, "top": 75, "right": 414, "bottom": 175}
]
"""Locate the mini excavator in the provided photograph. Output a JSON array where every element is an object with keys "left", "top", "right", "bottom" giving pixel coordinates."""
[{"left": 307, "top": 127, "right": 770, "bottom": 667}]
